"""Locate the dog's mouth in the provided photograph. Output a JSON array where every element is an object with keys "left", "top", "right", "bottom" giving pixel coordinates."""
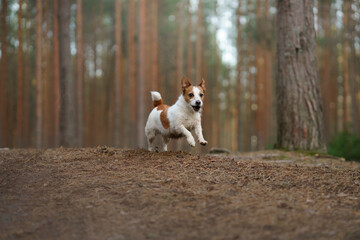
[{"left": 192, "top": 105, "right": 201, "bottom": 112}]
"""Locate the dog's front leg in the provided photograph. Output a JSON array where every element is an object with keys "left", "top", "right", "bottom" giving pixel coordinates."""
[
  {"left": 195, "top": 123, "right": 207, "bottom": 146},
  {"left": 179, "top": 125, "right": 196, "bottom": 147}
]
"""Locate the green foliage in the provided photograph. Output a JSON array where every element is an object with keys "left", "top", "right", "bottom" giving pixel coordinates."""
[{"left": 328, "top": 132, "right": 360, "bottom": 162}]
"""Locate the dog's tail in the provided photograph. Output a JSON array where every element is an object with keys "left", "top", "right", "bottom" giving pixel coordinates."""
[{"left": 150, "top": 91, "right": 163, "bottom": 108}]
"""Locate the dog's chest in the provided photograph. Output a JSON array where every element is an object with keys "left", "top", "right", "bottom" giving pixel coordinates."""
[{"left": 179, "top": 115, "right": 197, "bottom": 129}]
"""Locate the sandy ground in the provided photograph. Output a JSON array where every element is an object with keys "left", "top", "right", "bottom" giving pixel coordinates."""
[{"left": 1, "top": 147, "right": 360, "bottom": 240}]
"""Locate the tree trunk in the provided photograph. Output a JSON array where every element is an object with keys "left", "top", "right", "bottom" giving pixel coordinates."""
[
  {"left": 90, "top": 5, "right": 98, "bottom": 146},
  {"left": 36, "top": 0, "right": 42, "bottom": 148},
  {"left": 44, "top": 0, "right": 53, "bottom": 147},
  {"left": 59, "top": 0, "right": 77, "bottom": 147},
  {"left": 263, "top": 0, "right": 272, "bottom": 146},
  {"left": 23, "top": 4, "right": 31, "bottom": 147},
  {"left": 16, "top": 0, "right": 23, "bottom": 147},
  {"left": 212, "top": 0, "right": 220, "bottom": 148},
  {"left": 345, "top": 1, "right": 360, "bottom": 137},
  {"left": 76, "top": 0, "right": 84, "bottom": 146},
  {"left": 151, "top": 0, "right": 159, "bottom": 91},
  {"left": 276, "top": 0, "right": 326, "bottom": 151},
  {"left": 137, "top": 0, "right": 147, "bottom": 148},
  {"left": 195, "top": 0, "right": 202, "bottom": 81},
  {"left": 0, "top": 0, "right": 7, "bottom": 147},
  {"left": 236, "top": 0, "right": 242, "bottom": 151},
  {"left": 186, "top": 0, "right": 193, "bottom": 80},
  {"left": 114, "top": 0, "right": 123, "bottom": 147},
  {"left": 342, "top": 1, "right": 350, "bottom": 132},
  {"left": 176, "top": 0, "right": 185, "bottom": 100},
  {"left": 243, "top": 0, "right": 254, "bottom": 152},
  {"left": 128, "top": 0, "right": 137, "bottom": 147},
  {"left": 53, "top": 0, "right": 60, "bottom": 147}
]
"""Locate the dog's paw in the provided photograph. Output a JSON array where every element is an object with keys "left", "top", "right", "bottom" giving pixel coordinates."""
[
  {"left": 187, "top": 138, "right": 196, "bottom": 147},
  {"left": 200, "top": 140, "right": 208, "bottom": 146}
]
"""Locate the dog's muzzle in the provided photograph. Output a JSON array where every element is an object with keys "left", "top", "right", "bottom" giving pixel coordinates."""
[{"left": 192, "top": 105, "right": 201, "bottom": 112}]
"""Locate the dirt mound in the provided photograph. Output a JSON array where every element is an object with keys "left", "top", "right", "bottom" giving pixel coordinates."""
[{"left": 1, "top": 148, "right": 359, "bottom": 239}]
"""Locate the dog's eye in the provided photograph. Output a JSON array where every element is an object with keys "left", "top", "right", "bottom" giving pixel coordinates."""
[
  {"left": 189, "top": 93, "right": 194, "bottom": 98},
  {"left": 200, "top": 94, "right": 204, "bottom": 97}
]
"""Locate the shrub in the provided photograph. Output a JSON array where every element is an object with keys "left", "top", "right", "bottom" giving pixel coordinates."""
[{"left": 328, "top": 132, "right": 360, "bottom": 162}]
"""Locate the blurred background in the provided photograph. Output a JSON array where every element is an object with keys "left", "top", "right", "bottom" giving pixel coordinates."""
[{"left": 0, "top": 0, "right": 359, "bottom": 152}]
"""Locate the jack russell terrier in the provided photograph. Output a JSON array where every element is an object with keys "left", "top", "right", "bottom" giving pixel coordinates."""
[{"left": 145, "top": 77, "right": 208, "bottom": 151}]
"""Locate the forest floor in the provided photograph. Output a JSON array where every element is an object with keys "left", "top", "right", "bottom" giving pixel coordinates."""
[{"left": 1, "top": 147, "right": 360, "bottom": 240}]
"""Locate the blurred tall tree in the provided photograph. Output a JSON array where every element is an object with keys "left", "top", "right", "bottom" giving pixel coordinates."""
[
  {"left": 176, "top": 0, "right": 185, "bottom": 89},
  {"left": 342, "top": 0, "right": 351, "bottom": 132},
  {"left": 53, "top": 0, "right": 60, "bottom": 147},
  {"left": 114, "top": 0, "right": 123, "bottom": 147},
  {"left": 76, "top": 0, "right": 84, "bottom": 146},
  {"left": 187, "top": 0, "right": 193, "bottom": 80},
  {"left": 44, "top": 0, "right": 53, "bottom": 147},
  {"left": 128, "top": 0, "right": 137, "bottom": 147},
  {"left": 151, "top": 0, "right": 159, "bottom": 91},
  {"left": 16, "top": 0, "right": 23, "bottom": 147},
  {"left": 138, "top": 0, "right": 147, "bottom": 148},
  {"left": 36, "top": 0, "right": 43, "bottom": 148},
  {"left": 0, "top": 0, "right": 7, "bottom": 147},
  {"left": 345, "top": 1, "right": 360, "bottom": 136},
  {"left": 196, "top": 0, "right": 202, "bottom": 82},
  {"left": 236, "top": 0, "right": 242, "bottom": 151},
  {"left": 59, "top": 0, "right": 77, "bottom": 147}
]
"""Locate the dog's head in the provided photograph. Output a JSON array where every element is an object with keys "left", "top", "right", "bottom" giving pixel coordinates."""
[{"left": 181, "top": 77, "right": 206, "bottom": 112}]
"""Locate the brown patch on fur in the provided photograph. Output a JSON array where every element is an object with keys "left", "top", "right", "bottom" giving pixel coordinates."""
[
  {"left": 199, "top": 78, "right": 206, "bottom": 92},
  {"left": 153, "top": 99, "right": 163, "bottom": 108},
  {"left": 181, "top": 76, "right": 192, "bottom": 92},
  {"left": 157, "top": 105, "right": 170, "bottom": 129},
  {"left": 183, "top": 86, "right": 194, "bottom": 103}
]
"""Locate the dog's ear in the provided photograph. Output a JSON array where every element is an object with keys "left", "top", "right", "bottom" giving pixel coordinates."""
[
  {"left": 181, "top": 76, "right": 192, "bottom": 91},
  {"left": 199, "top": 78, "right": 206, "bottom": 92}
]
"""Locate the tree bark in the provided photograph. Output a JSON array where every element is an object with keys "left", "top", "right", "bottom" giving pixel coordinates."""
[
  {"left": 195, "top": 0, "right": 202, "bottom": 82},
  {"left": 128, "top": 0, "right": 137, "bottom": 147},
  {"left": 23, "top": 4, "right": 31, "bottom": 147},
  {"left": 59, "top": 0, "right": 77, "bottom": 147},
  {"left": 263, "top": 0, "right": 272, "bottom": 146},
  {"left": 151, "top": 0, "right": 159, "bottom": 91},
  {"left": 137, "top": 0, "right": 147, "bottom": 148},
  {"left": 36, "top": 0, "right": 42, "bottom": 148},
  {"left": 276, "top": 0, "right": 326, "bottom": 151},
  {"left": 212, "top": 0, "right": 220, "bottom": 148},
  {"left": 345, "top": 1, "right": 360, "bottom": 136},
  {"left": 236, "top": 0, "right": 242, "bottom": 151},
  {"left": 53, "top": 0, "right": 60, "bottom": 147},
  {"left": 342, "top": 1, "right": 351, "bottom": 133},
  {"left": 0, "top": 0, "right": 7, "bottom": 147},
  {"left": 44, "top": 0, "right": 53, "bottom": 147},
  {"left": 16, "top": 0, "right": 23, "bottom": 147},
  {"left": 176, "top": 0, "right": 185, "bottom": 86},
  {"left": 76, "top": 0, "right": 84, "bottom": 146},
  {"left": 186, "top": 0, "right": 193, "bottom": 80},
  {"left": 114, "top": 0, "right": 123, "bottom": 147}
]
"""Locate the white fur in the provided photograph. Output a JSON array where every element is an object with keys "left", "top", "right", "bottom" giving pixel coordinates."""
[
  {"left": 145, "top": 88, "right": 207, "bottom": 151},
  {"left": 150, "top": 91, "right": 161, "bottom": 101}
]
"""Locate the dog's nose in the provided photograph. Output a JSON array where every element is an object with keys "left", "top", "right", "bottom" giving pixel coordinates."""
[{"left": 196, "top": 100, "right": 201, "bottom": 106}]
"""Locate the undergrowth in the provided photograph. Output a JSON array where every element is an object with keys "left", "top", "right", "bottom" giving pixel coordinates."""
[{"left": 328, "top": 132, "right": 360, "bottom": 162}]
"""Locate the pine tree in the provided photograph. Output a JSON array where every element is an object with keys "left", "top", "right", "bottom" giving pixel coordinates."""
[
  {"left": 16, "top": 0, "right": 23, "bottom": 147},
  {"left": 36, "top": 0, "right": 43, "bottom": 148},
  {"left": 76, "top": 0, "right": 84, "bottom": 146},
  {"left": 114, "top": 0, "right": 123, "bottom": 147},
  {"left": 59, "top": 0, "right": 77, "bottom": 147},
  {"left": 276, "top": 0, "right": 326, "bottom": 150}
]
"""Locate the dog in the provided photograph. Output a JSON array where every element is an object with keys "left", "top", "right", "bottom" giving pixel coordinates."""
[{"left": 145, "top": 77, "right": 208, "bottom": 151}]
